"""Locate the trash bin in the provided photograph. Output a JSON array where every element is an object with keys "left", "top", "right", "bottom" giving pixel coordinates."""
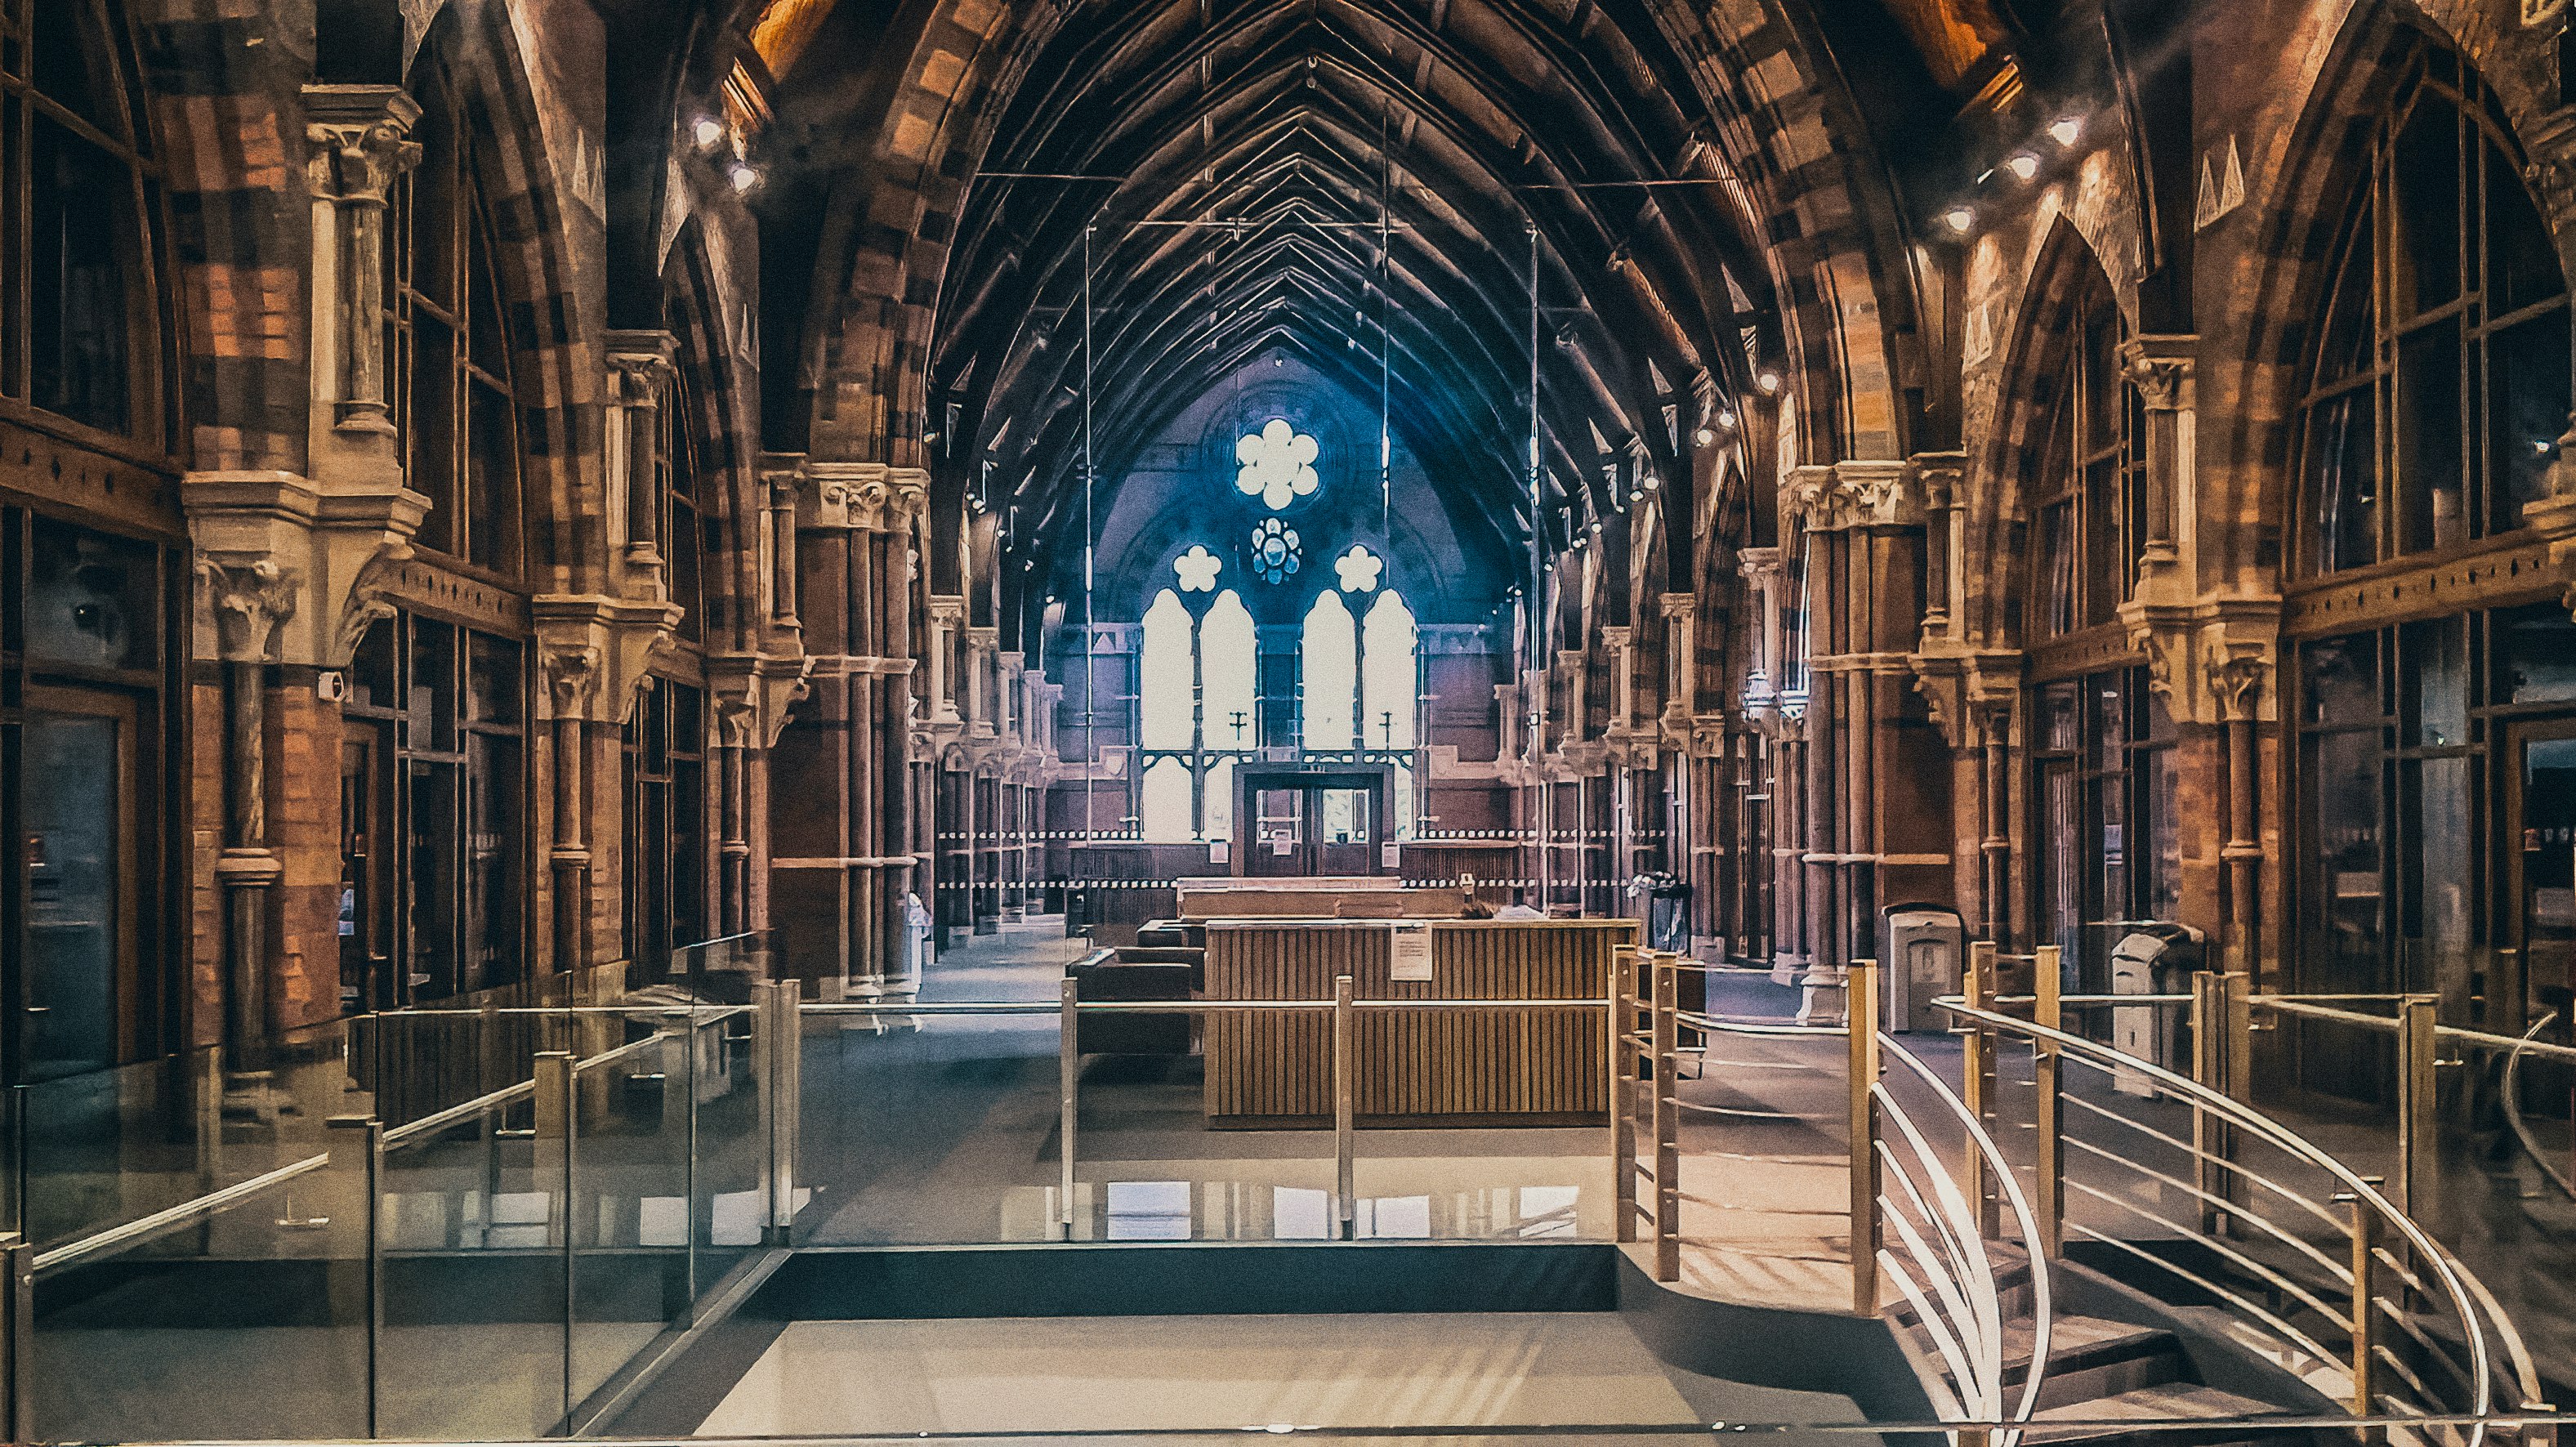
[
  {"left": 1637, "top": 873, "right": 1691, "bottom": 954},
  {"left": 2108, "top": 921, "right": 2204, "bottom": 1093},
  {"left": 1879, "top": 904, "right": 1966, "bottom": 1034},
  {"left": 898, "top": 891, "right": 932, "bottom": 988}
]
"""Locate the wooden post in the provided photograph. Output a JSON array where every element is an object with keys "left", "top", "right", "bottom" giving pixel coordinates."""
[
  {"left": 1962, "top": 940, "right": 1996, "bottom": 1232},
  {"left": 2033, "top": 944, "right": 2063, "bottom": 1258},
  {"left": 1848, "top": 959, "right": 1882, "bottom": 1316},
  {"left": 1612, "top": 946, "right": 1640, "bottom": 1244},
  {"left": 1652, "top": 954, "right": 1681, "bottom": 1282}
]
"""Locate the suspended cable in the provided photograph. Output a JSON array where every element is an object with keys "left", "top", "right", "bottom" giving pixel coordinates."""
[
  {"left": 1527, "top": 219, "right": 1550, "bottom": 913},
  {"left": 1379, "top": 105, "right": 1392, "bottom": 537},
  {"left": 1082, "top": 222, "right": 1098, "bottom": 850}
]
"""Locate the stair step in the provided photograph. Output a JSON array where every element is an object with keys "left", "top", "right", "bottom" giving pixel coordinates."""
[{"left": 2028, "top": 1383, "right": 2283, "bottom": 1443}]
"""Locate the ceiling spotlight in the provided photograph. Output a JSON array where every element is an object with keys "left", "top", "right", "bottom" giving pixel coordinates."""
[
  {"left": 1942, "top": 205, "right": 1976, "bottom": 234},
  {"left": 1717, "top": 408, "right": 1739, "bottom": 430},
  {"left": 691, "top": 116, "right": 726, "bottom": 152},
  {"left": 1629, "top": 487, "right": 1645, "bottom": 502},
  {"left": 2006, "top": 153, "right": 2040, "bottom": 181},
  {"left": 1693, "top": 426, "right": 1716, "bottom": 448},
  {"left": 1756, "top": 369, "right": 1783, "bottom": 395},
  {"left": 1643, "top": 474, "right": 1660, "bottom": 491},
  {"left": 1591, "top": 520, "right": 1605, "bottom": 534},
  {"left": 728, "top": 163, "right": 761, "bottom": 194},
  {"left": 2049, "top": 115, "right": 2084, "bottom": 149}
]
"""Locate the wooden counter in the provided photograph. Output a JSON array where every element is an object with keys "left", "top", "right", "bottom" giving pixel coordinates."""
[{"left": 1200, "top": 918, "right": 1636, "bottom": 1128}]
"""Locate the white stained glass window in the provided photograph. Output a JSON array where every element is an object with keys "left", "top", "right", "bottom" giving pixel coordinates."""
[
  {"left": 1141, "top": 757, "right": 1195, "bottom": 843},
  {"left": 1139, "top": 590, "right": 1194, "bottom": 751},
  {"left": 1360, "top": 591, "right": 1417, "bottom": 750},
  {"left": 1201, "top": 591, "right": 1257, "bottom": 750},
  {"left": 1236, "top": 418, "right": 1321, "bottom": 509},
  {"left": 1203, "top": 756, "right": 1236, "bottom": 842},
  {"left": 1302, "top": 591, "right": 1356, "bottom": 751}
]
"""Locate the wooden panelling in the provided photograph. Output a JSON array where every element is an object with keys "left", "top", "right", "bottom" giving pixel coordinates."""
[{"left": 1202, "top": 920, "right": 1634, "bottom": 1127}]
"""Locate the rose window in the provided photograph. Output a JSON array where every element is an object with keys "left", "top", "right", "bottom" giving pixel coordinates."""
[
  {"left": 1234, "top": 418, "right": 1321, "bottom": 510},
  {"left": 1249, "top": 518, "right": 1301, "bottom": 584}
]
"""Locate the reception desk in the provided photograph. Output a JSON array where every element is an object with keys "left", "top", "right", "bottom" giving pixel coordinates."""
[{"left": 1200, "top": 918, "right": 1636, "bottom": 1128}]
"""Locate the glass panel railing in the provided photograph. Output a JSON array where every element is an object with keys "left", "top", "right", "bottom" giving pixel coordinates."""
[
  {"left": 373, "top": 1010, "right": 569, "bottom": 1442},
  {"left": 28, "top": 1086, "right": 369, "bottom": 1443},
  {"left": 569, "top": 1009, "right": 698, "bottom": 1412},
  {"left": 791, "top": 985, "right": 1621, "bottom": 1247}
]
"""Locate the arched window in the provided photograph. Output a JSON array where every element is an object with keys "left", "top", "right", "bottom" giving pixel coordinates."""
[
  {"left": 1300, "top": 592, "right": 1356, "bottom": 750},
  {"left": 1360, "top": 592, "right": 1419, "bottom": 838},
  {"left": 1132, "top": 571, "right": 1257, "bottom": 842},
  {"left": 2025, "top": 263, "right": 2175, "bottom": 983},
  {"left": 392, "top": 36, "right": 527, "bottom": 578},
  {"left": 7, "top": 0, "right": 163, "bottom": 440},
  {"left": 2299, "top": 47, "right": 2569, "bottom": 573},
  {"left": 2288, "top": 42, "right": 2576, "bottom": 1074},
  {"left": 2029, "top": 266, "right": 2139, "bottom": 638},
  {"left": 1139, "top": 590, "right": 1195, "bottom": 751}
]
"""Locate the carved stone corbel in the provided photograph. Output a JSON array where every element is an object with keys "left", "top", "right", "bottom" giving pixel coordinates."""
[
  {"left": 2526, "top": 410, "right": 2576, "bottom": 616},
  {"left": 531, "top": 594, "right": 686, "bottom": 724},
  {"left": 185, "top": 471, "right": 430, "bottom": 668}
]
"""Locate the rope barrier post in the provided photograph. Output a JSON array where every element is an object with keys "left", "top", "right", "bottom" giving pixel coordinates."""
[
  {"left": 534, "top": 1048, "right": 577, "bottom": 1419},
  {"left": 757, "top": 983, "right": 801, "bottom": 1244},
  {"left": 1652, "top": 953, "right": 1681, "bottom": 1283},
  {"left": 2032, "top": 943, "right": 2064, "bottom": 1260},
  {"left": 2342, "top": 1186, "right": 2380, "bottom": 1421},
  {"left": 2397, "top": 994, "right": 2439, "bottom": 1223},
  {"left": 1848, "top": 958, "right": 1882, "bottom": 1317},
  {"left": 1059, "top": 976, "right": 1079, "bottom": 1241},
  {"left": 1962, "top": 940, "right": 1995, "bottom": 1233},
  {"left": 2189, "top": 968, "right": 2247, "bottom": 1235},
  {"left": 1612, "top": 945, "right": 1640, "bottom": 1245},
  {"left": 326, "top": 1115, "right": 385, "bottom": 1438},
  {"left": 1335, "top": 975, "right": 1357, "bottom": 1241},
  {"left": 0, "top": 1231, "right": 28, "bottom": 1444}
]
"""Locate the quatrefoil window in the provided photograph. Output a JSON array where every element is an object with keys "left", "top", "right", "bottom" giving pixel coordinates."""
[
  {"left": 1173, "top": 546, "right": 1222, "bottom": 593},
  {"left": 1235, "top": 418, "right": 1321, "bottom": 510},
  {"left": 1249, "top": 518, "right": 1301, "bottom": 584}
]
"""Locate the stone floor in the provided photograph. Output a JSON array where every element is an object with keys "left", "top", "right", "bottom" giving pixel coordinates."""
[{"left": 695, "top": 1311, "right": 1863, "bottom": 1440}]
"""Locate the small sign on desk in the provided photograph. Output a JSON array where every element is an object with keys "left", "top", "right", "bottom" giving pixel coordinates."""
[{"left": 1388, "top": 922, "right": 1434, "bottom": 981}]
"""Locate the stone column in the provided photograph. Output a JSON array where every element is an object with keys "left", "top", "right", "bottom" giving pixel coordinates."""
[
  {"left": 196, "top": 560, "right": 297, "bottom": 1060},
  {"left": 303, "top": 86, "right": 420, "bottom": 447},
  {"left": 605, "top": 333, "right": 678, "bottom": 584}
]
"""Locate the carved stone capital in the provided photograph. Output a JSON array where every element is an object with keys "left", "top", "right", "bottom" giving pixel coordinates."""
[
  {"left": 2527, "top": 415, "right": 2576, "bottom": 614},
  {"left": 605, "top": 330, "right": 679, "bottom": 408},
  {"left": 800, "top": 462, "right": 931, "bottom": 533},
  {"left": 1737, "top": 546, "right": 1784, "bottom": 590},
  {"left": 2118, "top": 334, "right": 2199, "bottom": 413},
  {"left": 542, "top": 645, "right": 603, "bottom": 718},
  {"left": 531, "top": 593, "right": 687, "bottom": 723},
  {"left": 195, "top": 556, "right": 301, "bottom": 663},
  {"left": 304, "top": 86, "right": 422, "bottom": 203}
]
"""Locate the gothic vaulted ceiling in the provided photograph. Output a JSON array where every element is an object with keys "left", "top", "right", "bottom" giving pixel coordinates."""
[{"left": 731, "top": 0, "right": 2033, "bottom": 588}]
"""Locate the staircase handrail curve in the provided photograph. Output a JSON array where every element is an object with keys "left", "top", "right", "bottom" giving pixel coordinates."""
[
  {"left": 1934, "top": 995, "right": 2499, "bottom": 1433},
  {"left": 1880, "top": 1034, "right": 2056, "bottom": 1445},
  {"left": 2501, "top": 1011, "right": 2574, "bottom": 1204}
]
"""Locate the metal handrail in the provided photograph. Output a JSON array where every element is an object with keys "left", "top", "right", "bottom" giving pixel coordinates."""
[
  {"left": 1878, "top": 1034, "right": 2054, "bottom": 1445},
  {"left": 1936, "top": 995, "right": 2506, "bottom": 1433},
  {"left": 32, "top": 1152, "right": 335, "bottom": 1275},
  {"left": 2501, "top": 1012, "right": 2574, "bottom": 1201}
]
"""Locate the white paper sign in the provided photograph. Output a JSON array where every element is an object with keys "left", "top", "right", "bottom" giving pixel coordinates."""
[
  {"left": 1381, "top": 842, "right": 1401, "bottom": 869},
  {"left": 1389, "top": 923, "right": 1434, "bottom": 982}
]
